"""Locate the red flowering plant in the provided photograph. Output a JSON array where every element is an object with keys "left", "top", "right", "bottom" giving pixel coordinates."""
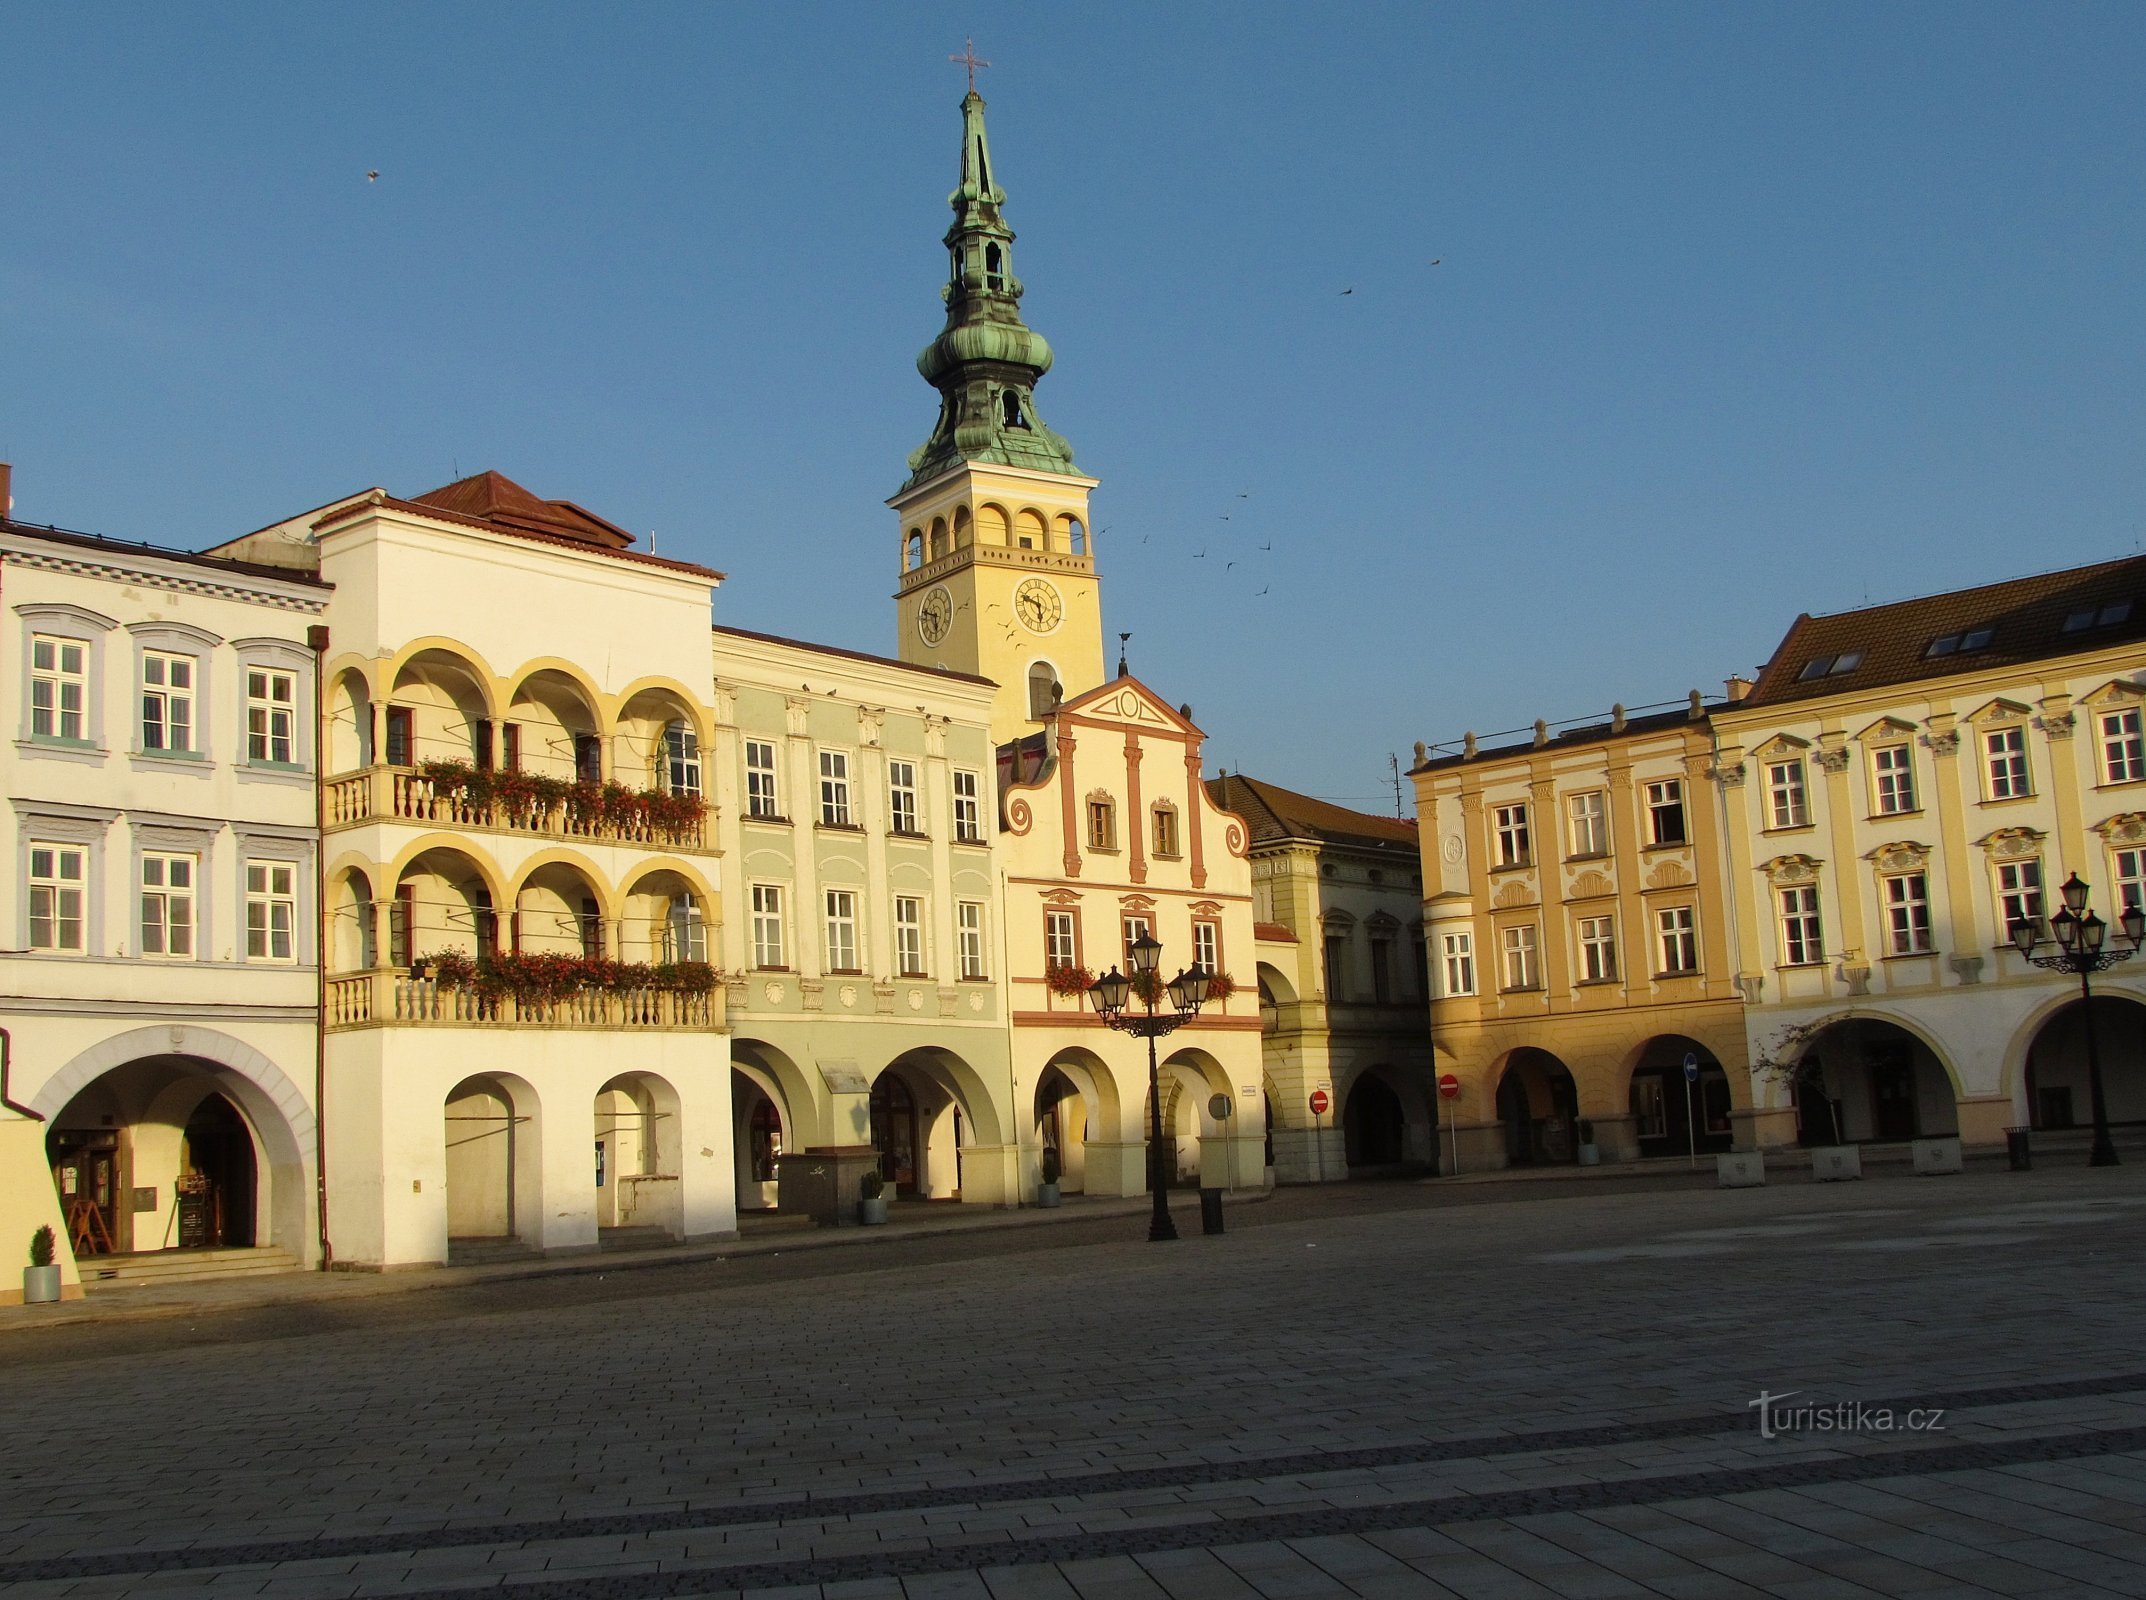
[
  {"left": 1203, "top": 971, "right": 1236, "bottom": 1003},
  {"left": 1044, "top": 964, "right": 1093, "bottom": 998},
  {"left": 1127, "top": 967, "right": 1168, "bottom": 1006}
]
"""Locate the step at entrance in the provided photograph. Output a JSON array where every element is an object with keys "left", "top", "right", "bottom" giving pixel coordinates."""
[
  {"left": 597, "top": 1225, "right": 675, "bottom": 1253},
  {"left": 446, "top": 1236, "right": 540, "bottom": 1266},
  {"left": 78, "top": 1246, "right": 301, "bottom": 1292}
]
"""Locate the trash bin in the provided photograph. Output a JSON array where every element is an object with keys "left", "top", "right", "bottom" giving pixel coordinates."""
[
  {"left": 2005, "top": 1127, "right": 2032, "bottom": 1171},
  {"left": 1199, "top": 1187, "right": 1225, "bottom": 1235}
]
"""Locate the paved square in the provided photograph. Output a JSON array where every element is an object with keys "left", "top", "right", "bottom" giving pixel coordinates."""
[{"left": 5, "top": 1168, "right": 2145, "bottom": 1598}]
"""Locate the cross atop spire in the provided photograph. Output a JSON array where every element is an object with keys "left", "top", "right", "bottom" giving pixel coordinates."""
[{"left": 949, "top": 37, "right": 990, "bottom": 93}]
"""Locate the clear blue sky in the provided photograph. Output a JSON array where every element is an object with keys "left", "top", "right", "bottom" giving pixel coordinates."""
[{"left": 4, "top": 3, "right": 2140, "bottom": 810}]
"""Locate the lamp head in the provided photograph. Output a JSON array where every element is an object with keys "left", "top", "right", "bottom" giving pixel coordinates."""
[
  {"left": 1129, "top": 931, "right": 1163, "bottom": 977},
  {"left": 2052, "top": 906, "right": 2080, "bottom": 952},
  {"left": 2009, "top": 918, "right": 2039, "bottom": 956},
  {"left": 1088, "top": 965, "right": 1130, "bottom": 1019},
  {"left": 2062, "top": 872, "right": 2091, "bottom": 915},
  {"left": 2124, "top": 904, "right": 2145, "bottom": 949},
  {"left": 1165, "top": 965, "right": 1205, "bottom": 1014},
  {"left": 2081, "top": 910, "right": 2108, "bottom": 954}
]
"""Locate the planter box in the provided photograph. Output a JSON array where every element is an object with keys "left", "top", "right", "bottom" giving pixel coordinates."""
[
  {"left": 857, "top": 1196, "right": 889, "bottom": 1226},
  {"left": 1716, "top": 1151, "right": 1766, "bottom": 1188},
  {"left": 1576, "top": 1144, "right": 1600, "bottom": 1167},
  {"left": 1811, "top": 1145, "right": 1862, "bottom": 1182},
  {"left": 1036, "top": 1182, "right": 1062, "bottom": 1209},
  {"left": 22, "top": 1265, "right": 61, "bottom": 1304},
  {"left": 1912, "top": 1136, "right": 1964, "bottom": 1176}
]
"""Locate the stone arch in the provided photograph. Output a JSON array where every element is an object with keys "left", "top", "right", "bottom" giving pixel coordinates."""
[
  {"left": 929, "top": 516, "right": 949, "bottom": 561},
  {"left": 444, "top": 1070, "right": 541, "bottom": 1248},
  {"left": 904, "top": 527, "right": 924, "bottom": 571},
  {"left": 976, "top": 502, "right": 1010, "bottom": 546},
  {"left": 2014, "top": 990, "right": 2146, "bottom": 1133},
  {"left": 619, "top": 859, "right": 717, "bottom": 964},
  {"left": 616, "top": 679, "right": 715, "bottom": 785},
  {"left": 386, "top": 639, "right": 499, "bottom": 716},
  {"left": 1491, "top": 1046, "right": 1581, "bottom": 1166},
  {"left": 730, "top": 1055, "right": 793, "bottom": 1211},
  {"left": 504, "top": 663, "right": 606, "bottom": 781},
  {"left": 1056, "top": 514, "right": 1086, "bottom": 555},
  {"left": 326, "top": 660, "right": 377, "bottom": 774},
  {"left": 326, "top": 861, "right": 378, "bottom": 972},
  {"left": 1777, "top": 1013, "right": 1962, "bottom": 1145},
  {"left": 1619, "top": 1033, "right": 1739, "bottom": 1160},
  {"left": 508, "top": 849, "right": 618, "bottom": 955},
  {"left": 594, "top": 1070, "right": 684, "bottom": 1238},
  {"left": 952, "top": 506, "right": 973, "bottom": 548},
  {"left": 1340, "top": 1062, "right": 1433, "bottom": 1170},
  {"left": 1999, "top": 979, "right": 2146, "bottom": 1104},
  {"left": 873, "top": 1047, "right": 1006, "bottom": 1201},
  {"left": 34, "top": 1025, "right": 316, "bottom": 1262},
  {"left": 1155, "top": 1045, "right": 1234, "bottom": 1188},
  {"left": 1036, "top": 1046, "right": 1120, "bottom": 1193}
]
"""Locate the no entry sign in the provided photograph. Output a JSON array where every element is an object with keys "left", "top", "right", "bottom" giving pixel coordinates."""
[
  {"left": 1309, "top": 1088, "right": 1330, "bottom": 1116},
  {"left": 1438, "top": 1072, "right": 1461, "bottom": 1100}
]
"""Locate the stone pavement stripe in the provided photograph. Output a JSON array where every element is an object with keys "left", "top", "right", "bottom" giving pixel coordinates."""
[
  {"left": 12, "top": 1372, "right": 2146, "bottom": 1586},
  {"left": 165, "top": 1431, "right": 2146, "bottom": 1600}
]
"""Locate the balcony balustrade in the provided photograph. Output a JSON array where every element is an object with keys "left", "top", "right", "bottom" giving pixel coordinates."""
[
  {"left": 325, "top": 766, "right": 709, "bottom": 851},
  {"left": 326, "top": 971, "right": 723, "bottom": 1031}
]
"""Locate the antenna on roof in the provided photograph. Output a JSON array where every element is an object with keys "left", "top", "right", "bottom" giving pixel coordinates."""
[
  {"left": 1117, "top": 632, "right": 1131, "bottom": 677},
  {"left": 648, "top": 528, "right": 658, "bottom": 554},
  {"left": 1389, "top": 753, "right": 1404, "bottom": 818}
]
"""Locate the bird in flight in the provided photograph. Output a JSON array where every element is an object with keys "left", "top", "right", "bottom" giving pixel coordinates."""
[
  {"left": 1192, "top": 548, "right": 1207, "bottom": 559},
  {"left": 1238, "top": 492, "right": 1251, "bottom": 499},
  {"left": 366, "top": 170, "right": 380, "bottom": 181},
  {"left": 1225, "top": 561, "right": 1236, "bottom": 572},
  {"left": 1256, "top": 585, "right": 1269, "bottom": 596},
  {"left": 1218, "top": 513, "right": 1230, "bottom": 521},
  {"left": 1339, "top": 287, "right": 1354, "bottom": 296},
  {"left": 1429, "top": 258, "right": 1440, "bottom": 266},
  {"left": 1258, "top": 540, "right": 1273, "bottom": 551}
]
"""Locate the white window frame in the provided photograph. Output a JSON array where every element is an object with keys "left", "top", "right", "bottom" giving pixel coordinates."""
[
  {"left": 1576, "top": 914, "right": 1618, "bottom": 983},
  {"left": 1492, "top": 803, "right": 1531, "bottom": 868},
  {"left": 1883, "top": 871, "right": 1933, "bottom": 955},
  {"left": 887, "top": 759, "right": 921, "bottom": 835},
  {"left": 665, "top": 722, "right": 702, "bottom": 796},
  {"left": 823, "top": 888, "right": 859, "bottom": 972},
  {"left": 246, "top": 666, "right": 298, "bottom": 767},
  {"left": 1122, "top": 914, "right": 1152, "bottom": 971},
  {"left": 1499, "top": 923, "right": 1538, "bottom": 991},
  {"left": 2115, "top": 846, "right": 2146, "bottom": 916},
  {"left": 957, "top": 901, "right": 986, "bottom": 980},
  {"left": 29, "top": 842, "right": 87, "bottom": 952},
  {"left": 664, "top": 896, "right": 707, "bottom": 963},
  {"left": 1767, "top": 760, "right": 1810, "bottom": 829},
  {"left": 1440, "top": 930, "right": 1476, "bottom": 997},
  {"left": 1985, "top": 725, "right": 2031, "bottom": 800},
  {"left": 818, "top": 750, "right": 853, "bottom": 826},
  {"left": 1192, "top": 918, "right": 1220, "bottom": 974},
  {"left": 1872, "top": 744, "right": 1917, "bottom": 815},
  {"left": 2102, "top": 708, "right": 2146, "bottom": 785},
  {"left": 893, "top": 894, "right": 926, "bottom": 976},
  {"left": 750, "top": 883, "right": 786, "bottom": 968},
  {"left": 1567, "top": 791, "right": 1607, "bottom": 858},
  {"left": 952, "top": 770, "right": 984, "bottom": 843},
  {"left": 744, "top": 739, "right": 781, "bottom": 819},
  {"left": 1645, "top": 779, "right": 1687, "bottom": 846},
  {"left": 1045, "top": 908, "right": 1079, "bottom": 970},
  {"left": 1997, "top": 858, "right": 2043, "bottom": 935},
  {"left": 1656, "top": 905, "right": 1697, "bottom": 974},
  {"left": 30, "top": 633, "right": 89, "bottom": 743},
  {"left": 140, "top": 650, "right": 197, "bottom": 756},
  {"left": 1778, "top": 885, "right": 1823, "bottom": 965},
  {"left": 140, "top": 850, "right": 197, "bottom": 959},
  {"left": 245, "top": 859, "right": 298, "bottom": 964}
]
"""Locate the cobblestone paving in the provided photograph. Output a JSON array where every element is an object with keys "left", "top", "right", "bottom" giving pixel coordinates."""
[{"left": 5, "top": 1169, "right": 2145, "bottom": 1598}]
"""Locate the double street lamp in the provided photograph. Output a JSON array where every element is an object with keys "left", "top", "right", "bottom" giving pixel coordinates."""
[
  {"left": 1086, "top": 932, "right": 1210, "bottom": 1241},
  {"left": 2008, "top": 871, "right": 2143, "bottom": 1169}
]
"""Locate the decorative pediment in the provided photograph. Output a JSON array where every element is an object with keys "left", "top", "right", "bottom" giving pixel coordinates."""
[
  {"left": 1320, "top": 907, "right": 1357, "bottom": 928},
  {"left": 1566, "top": 869, "right": 1614, "bottom": 901},
  {"left": 1976, "top": 825, "right": 2045, "bottom": 861},
  {"left": 1757, "top": 853, "right": 1822, "bottom": 886},
  {"left": 1756, "top": 733, "right": 1811, "bottom": 759},
  {"left": 1855, "top": 715, "right": 1919, "bottom": 743},
  {"left": 1491, "top": 879, "right": 1537, "bottom": 910},
  {"left": 1364, "top": 911, "right": 1402, "bottom": 934},
  {"left": 1968, "top": 697, "right": 2032, "bottom": 724},
  {"left": 1061, "top": 676, "right": 1198, "bottom": 734},
  {"left": 2094, "top": 811, "right": 2146, "bottom": 846},
  {"left": 1187, "top": 899, "right": 1223, "bottom": 917},
  {"left": 1118, "top": 893, "right": 1157, "bottom": 912},
  {"left": 1644, "top": 860, "right": 1693, "bottom": 891},
  {"left": 1039, "top": 888, "right": 1084, "bottom": 906},
  {"left": 2085, "top": 678, "right": 2146, "bottom": 708},
  {"left": 1865, "top": 840, "right": 1932, "bottom": 873}
]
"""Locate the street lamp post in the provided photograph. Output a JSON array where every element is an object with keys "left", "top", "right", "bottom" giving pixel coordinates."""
[
  {"left": 1086, "top": 932, "right": 1210, "bottom": 1242},
  {"left": 2009, "top": 872, "right": 2144, "bottom": 1169}
]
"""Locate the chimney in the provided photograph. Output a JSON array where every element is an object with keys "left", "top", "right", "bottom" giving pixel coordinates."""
[
  {"left": 0, "top": 462, "right": 13, "bottom": 524},
  {"left": 1724, "top": 674, "right": 1754, "bottom": 703}
]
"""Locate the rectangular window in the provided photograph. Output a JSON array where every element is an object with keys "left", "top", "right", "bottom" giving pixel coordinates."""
[
  {"left": 30, "top": 636, "right": 88, "bottom": 742},
  {"left": 1872, "top": 745, "right": 1917, "bottom": 815},
  {"left": 1152, "top": 806, "right": 1180, "bottom": 858},
  {"left": 1324, "top": 933, "right": 1347, "bottom": 999},
  {"left": 384, "top": 706, "right": 413, "bottom": 767},
  {"left": 666, "top": 725, "right": 702, "bottom": 796},
  {"left": 1767, "top": 760, "right": 1810, "bottom": 828},
  {"left": 2103, "top": 709, "right": 2146, "bottom": 785},
  {"left": 1646, "top": 779, "right": 1688, "bottom": 846},
  {"left": 957, "top": 901, "right": 986, "bottom": 980},
  {"left": 1370, "top": 936, "right": 1393, "bottom": 1001},
  {"left": 29, "top": 844, "right": 86, "bottom": 952},
  {"left": 818, "top": 750, "right": 852, "bottom": 826},
  {"left": 1088, "top": 797, "right": 1116, "bottom": 851},
  {"left": 1633, "top": 1076, "right": 1667, "bottom": 1139},
  {"left": 824, "top": 889, "right": 859, "bottom": 971},
  {"left": 1193, "top": 919, "right": 1221, "bottom": 975},
  {"left": 665, "top": 898, "right": 707, "bottom": 963},
  {"left": 141, "top": 651, "right": 195, "bottom": 754},
  {"left": 140, "top": 852, "right": 196, "bottom": 958},
  {"left": 502, "top": 722, "right": 521, "bottom": 772},
  {"left": 1045, "top": 908, "right": 1079, "bottom": 970},
  {"left": 1577, "top": 915, "right": 1618, "bottom": 983},
  {"left": 1567, "top": 792, "right": 1607, "bottom": 858},
  {"left": 750, "top": 884, "right": 785, "bottom": 968},
  {"left": 1500, "top": 924, "right": 1539, "bottom": 991},
  {"left": 1657, "top": 906, "right": 1698, "bottom": 974},
  {"left": 245, "top": 861, "right": 297, "bottom": 963},
  {"left": 1779, "top": 885, "right": 1823, "bottom": 965},
  {"left": 745, "top": 740, "right": 781, "bottom": 819},
  {"left": 2116, "top": 847, "right": 2146, "bottom": 915},
  {"left": 1493, "top": 803, "right": 1531, "bottom": 867},
  {"left": 893, "top": 895, "right": 926, "bottom": 976},
  {"left": 247, "top": 668, "right": 297, "bottom": 765},
  {"left": 389, "top": 885, "right": 413, "bottom": 969},
  {"left": 952, "top": 770, "right": 984, "bottom": 843},
  {"left": 1884, "top": 872, "right": 1933, "bottom": 955},
  {"left": 1997, "top": 858, "right": 2043, "bottom": 935},
  {"left": 1985, "top": 726, "right": 2031, "bottom": 800},
  {"left": 573, "top": 732, "right": 602, "bottom": 785},
  {"left": 1440, "top": 931, "right": 1476, "bottom": 996},
  {"left": 1123, "top": 914, "right": 1152, "bottom": 971},
  {"left": 888, "top": 759, "right": 920, "bottom": 834},
  {"left": 472, "top": 718, "right": 495, "bottom": 771}
]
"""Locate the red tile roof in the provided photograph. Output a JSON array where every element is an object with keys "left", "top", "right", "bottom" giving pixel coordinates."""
[
  {"left": 710, "top": 623, "right": 996, "bottom": 685},
  {"left": 1742, "top": 553, "right": 2146, "bottom": 710},
  {"left": 1253, "top": 921, "right": 1299, "bottom": 943},
  {"left": 1205, "top": 772, "right": 1418, "bottom": 852}
]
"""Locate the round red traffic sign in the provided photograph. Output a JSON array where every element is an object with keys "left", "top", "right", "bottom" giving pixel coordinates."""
[
  {"left": 1308, "top": 1089, "right": 1330, "bottom": 1116},
  {"left": 1438, "top": 1072, "right": 1461, "bottom": 1100}
]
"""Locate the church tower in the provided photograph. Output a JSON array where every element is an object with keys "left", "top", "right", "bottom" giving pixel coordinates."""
[{"left": 891, "top": 87, "right": 1104, "bottom": 746}]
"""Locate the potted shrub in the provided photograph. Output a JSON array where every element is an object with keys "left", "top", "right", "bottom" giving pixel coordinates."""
[
  {"left": 23, "top": 1225, "right": 60, "bottom": 1305},
  {"left": 1037, "top": 1146, "right": 1062, "bottom": 1208},
  {"left": 1576, "top": 1118, "right": 1600, "bottom": 1167},
  {"left": 858, "top": 1168, "right": 889, "bottom": 1226}
]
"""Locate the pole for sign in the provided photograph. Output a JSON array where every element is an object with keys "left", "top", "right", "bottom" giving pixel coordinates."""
[
  {"left": 1448, "top": 1103, "right": 1460, "bottom": 1177},
  {"left": 1682, "top": 1052, "right": 1699, "bottom": 1171}
]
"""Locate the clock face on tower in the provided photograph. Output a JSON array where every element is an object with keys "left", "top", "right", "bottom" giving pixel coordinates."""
[
  {"left": 1014, "top": 578, "right": 1063, "bottom": 634},
  {"left": 918, "top": 586, "right": 953, "bottom": 645}
]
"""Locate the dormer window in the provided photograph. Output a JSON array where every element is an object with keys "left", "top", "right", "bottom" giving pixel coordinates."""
[
  {"left": 1926, "top": 626, "right": 1995, "bottom": 658},
  {"left": 2064, "top": 601, "right": 2132, "bottom": 632},
  {"left": 1796, "top": 651, "right": 1863, "bottom": 681}
]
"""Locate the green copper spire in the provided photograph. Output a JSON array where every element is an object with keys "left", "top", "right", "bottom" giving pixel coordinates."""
[{"left": 903, "top": 91, "right": 1078, "bottom": 489}]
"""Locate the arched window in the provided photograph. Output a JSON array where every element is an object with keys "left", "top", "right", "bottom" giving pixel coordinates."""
[
  {"left": 1002, "top": 390, "right": 1026, "bottom": 430},
  {"left": 929, "top": 517, "right": 948, "bottom": 560},
  {"left": 951, "top": 248, "right": 966, "bottom": 287},
  {"left": 1028, "top": 660, "right": 1060, "bottom": 720},
  {"left": 985, "top": 242, "right": 1004, "bottom": 290},
  {"left": 1067, "top": 517, "right": 1086, "bottom": 555},
  {"left": 905, "top": 529, "right": 923, "bottom": 571}
]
